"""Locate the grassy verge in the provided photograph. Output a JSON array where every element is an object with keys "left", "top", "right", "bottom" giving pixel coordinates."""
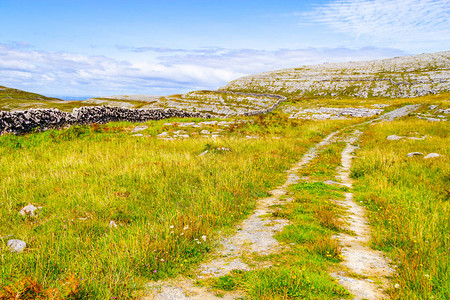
[
  {"left": 351, "top": 116, "right": 449, "bottom": 299},
  {"left": 0, "top": 114, "right": 354, "bottom": 298}
]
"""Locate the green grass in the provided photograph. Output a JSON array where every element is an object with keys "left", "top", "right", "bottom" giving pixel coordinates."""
[
  {"left": 0, "top": 113, "right": 354, "bottom": 298},
  {"left": 351, "top": 116, "right": 449, "bottom": 299}
]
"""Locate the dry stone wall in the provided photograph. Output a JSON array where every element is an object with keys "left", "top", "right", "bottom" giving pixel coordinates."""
[{"left": 0, "top": 106, "right": 211, "bottom": 135}]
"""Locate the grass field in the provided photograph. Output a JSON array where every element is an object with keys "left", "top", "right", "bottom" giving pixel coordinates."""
[
  {"left": 1, "top": 91, "right": 449, "bottom": 299},
  {"left": 0, "top": 113, "right": 356, "bottom": 298},
  {"left": 351, "top": 114, "right": 449, "bottom": 299}
]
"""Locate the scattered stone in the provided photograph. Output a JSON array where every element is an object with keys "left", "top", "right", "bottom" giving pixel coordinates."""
[
  {"left": 211, "top": 134, "right": 220, "bottom": 139},
  {"left": 7, "top": 239, "right": 26, "bottom": 252},
  {"left": 407, "top": 152, "right": 424, "bottom": 157},
  {"left": 246, "top": 135, "right": 259, "bottom": 139},
  {"left": 373, "top": 104, "right": 390, "bottom": 108},
  {"left": 323, "top": 180, "right": 340, "bottom": 185},
  {"left": 217, "top": 147, "right": 231, "bottom": 151},
  {"left": 199, "top": 150, "right": 208, "bottom": 156},
  {"left": 286, "top": 107, "right": 383, "bottom": 120},
  {"left": 426, "top": 117, "right": 441, "bottom": 122},
  {"left": 200, "top": 130, "right": 210, "bottom": 134},
  {"left": 132, "top": 125, "right": 148, "bottom": 132},
  {"left": 109, "top": 221, "right": 118, "bottom": 228},
  {"left": 408, "top": 135, "right": 428, "bottom": 140},
  {"left": 387, "top": 135, "right": 403, "bottom": 140},
  {"left": 19, "top": 204, "right": 39, "bottom": 217},
  {"left": 132, "top": 134, "right": 143, "bottom": 137},
  {"left": 429, "top": 105, "right": 438, "bottom": 110},
  {"left": 424, "top": 153, "right": 440, "bottom": 159},
  {"left": 157, "top": 132, "right": 168, "bottom": 137}
]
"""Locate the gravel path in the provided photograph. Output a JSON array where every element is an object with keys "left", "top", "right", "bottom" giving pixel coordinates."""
[{"left": 331, "top": 130, "right": 394, "bottom": 300}]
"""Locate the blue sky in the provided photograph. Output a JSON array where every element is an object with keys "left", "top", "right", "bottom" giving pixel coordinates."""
[{"left": 1, "top": 0, "right": 449, "bottom": 98}]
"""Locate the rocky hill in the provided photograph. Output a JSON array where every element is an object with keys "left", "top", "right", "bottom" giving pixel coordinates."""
[{"left": 221, "top": 51, "right": 450, "bottom": 98}]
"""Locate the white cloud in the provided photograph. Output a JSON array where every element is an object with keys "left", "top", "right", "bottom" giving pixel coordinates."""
[
  {"left": 0, "top": 43, "right": 405, "bottom": 97},
  {"left": 309, "top": 0, "right": 450, "bottom": 51}
]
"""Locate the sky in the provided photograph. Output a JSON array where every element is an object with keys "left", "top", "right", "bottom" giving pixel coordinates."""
[{"left": 0, "top": 0, "right": 449, "bottom": 99}]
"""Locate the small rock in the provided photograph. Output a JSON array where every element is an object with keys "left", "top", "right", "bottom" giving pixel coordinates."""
[
  {"left": 7, "top": 239, "right": 26, "bottom": 252},
  {"left": 246, "top": 135, "right": 259, "bottom": 139},
  {"left": 109, "top": 221, "right": 118, "bottom": 228},
  {"left": 387, "top": 135, "right": 403, "bottom": 140},
  {"left": 407, "top": 152, "right": 423, "bottom": 157},
  {"left": 426, "top": 118, "right": 441, "bottom": 122},
  {"left": 217, "top": 147, "right": 231, "bottom": 151},
  {"left": 132, "top": 134, "right": 143, "bottom": 137},
  {"left": 424, "top": 153, "right": 440, "bottom": 159},
  {"left": 19, "top": 205, "right": 39, "bottom": 217},
  {"left": 200, "top": 130, "right": 210, "bottom": 134},
  {"left": 429, "top": 105, "right": 438, "bottom": 110},
  {"left": 323, "top": 180, "right": 339, "bottom": 185},
  {"left": 157, "top": 132, "right": 168, "bottom": 137},
  {"left": 408, "top": 135, "right": 428, "bottom": 140},
  {"left": 199, "top": 150, "right": 208, "bottom": 156},
  {"left": 132, "top": 125, "right": 148, "bottom": 132}
]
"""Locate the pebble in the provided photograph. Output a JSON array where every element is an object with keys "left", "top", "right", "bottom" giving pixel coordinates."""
[
  {"left": 199, "top": 150, "right": 208, "bottom": 156},
  {"left": 424, "top": 153, "right": 440, "bottom": 159},
  {"left": 7, "top": 239, "right": 26, "bottom": 252},
  {"left": 109, "top": 221, "right": 118, "bottom": 228}
]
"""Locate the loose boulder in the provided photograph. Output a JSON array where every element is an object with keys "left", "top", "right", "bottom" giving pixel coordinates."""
[
  {"left": 19, "top": 204, "right": 39, "bottom": 217},
  {"left": 424, "top": 153, "right": 440, "bottom": 159},
  {"left": 387, "top": 135, "right": 403, "bottom": 140},
  {"left": 407, "top": 152, "right": 423, "bottom": 157},
  {"left": 7, "top": 239, "right": 26, "bottom": 252}
]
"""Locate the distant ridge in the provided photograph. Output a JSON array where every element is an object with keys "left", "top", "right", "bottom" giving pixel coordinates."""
[{"left": 220, "top": 51, "right": 450, "bottom": 98}]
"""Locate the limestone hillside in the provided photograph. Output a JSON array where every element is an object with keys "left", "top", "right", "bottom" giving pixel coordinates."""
[
  {"left": 220, "top": 51, "right": 450, "bottom": 98},
  {"left": 85, "top": 91, "right": 285, "bottom": 117}
]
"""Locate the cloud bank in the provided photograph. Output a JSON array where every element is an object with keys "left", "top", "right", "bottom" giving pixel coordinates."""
[{"left": 0, "top": 43, "right": 404, "bottom": 97}]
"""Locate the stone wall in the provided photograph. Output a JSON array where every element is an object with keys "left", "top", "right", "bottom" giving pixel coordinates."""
[{"left": 0, "top": 106, "right": 211, "bottom": 135}]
